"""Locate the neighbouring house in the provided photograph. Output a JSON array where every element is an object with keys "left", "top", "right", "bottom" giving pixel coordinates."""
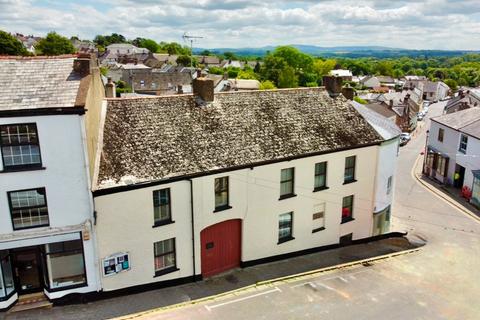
[
  {"left": 217, "top": 79, "right": 261, "bottom": 92},
  {"left": 91, "top": 80, "right": 397, "bottom": 293},
  {"left": 13, "top": 34, "right": 40, "bottom": 54},
  {"left": 0, "top": 54, "right": 105, "bottom": 310},
  {"left": 221, "top": 60, "right": 245, "bottom": 69},
  {"left": 424, "top": 108, "right": 480, "bottom": 208},
  {"left": 403, "top": 78, "right": 449, "bottom": 102},
  {"left": 123, "top": 66, "right": 193, "bottom": 95},
  {"left": 363, "top": 89, "right": 422, "bottom": 132},
  {"left": 195, "top": 56, "right": 222, "bottom": 68},
  {"left": 72, "top": 40, "right": 98, "bottom": 54},
  {"left": 444, "top": 89, "right": 480, "bottom": 114},
  {"left": 376, "top": 76, "right": 396, "bottom": 88},
  {"left": 329, "top": 69, "right": 353, "bottom": 81},
  {"left": 360, "top": 76, "right": 381, "bottom": 89},
  {"left": 106, "top": 63, "right": 151, "bottom": 82},
  {"left": 105, "top": 43, "right": 149, "bottom": 55},
  {"left": 351, "top": 101, "right": 401, "bottom": 235}
]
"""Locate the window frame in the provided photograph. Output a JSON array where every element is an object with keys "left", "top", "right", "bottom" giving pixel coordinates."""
[
  {"left": 279, "top": 167, "right": 296, "bottom": 199},
  {"left": 312, "top": 203, "right": 326, "bottom": 233},
  {"left": 278, "top": 212, "right": 294, "bottom": 244},
  {"left": 344, "top": 156, "right": 357, "bottom": 184},
  {"left": 43, "top": 238, "right": 88, "bottom": 292},
  {"left": 437, "top": 128, "right": 444, "bottom": 142},
  {"left": 387, "top": 176, "right": 393, "bottom": 195},
  {"left": 214, "top": 176, "right": 231, "bottom": 212},
  {"left": 0, "top": 123, "right": 43, "bottom": 171},
  {"left": 313, "top": 162, "right": 328, "bottom": 191},
  {"left": 153, "top": 238, "right": 178, "bottom": 277},
  {"left": 341, "top": 195, "right": 354, "bottom": 224},
  {"left": 459, "top": 134, "right": 468, "bottom": 153},
  {"left": 152, "top": 188, "right": 173, "bottom": 227},
  {"left": 7, "top": 187, "right": 50, "bottom": 231}
]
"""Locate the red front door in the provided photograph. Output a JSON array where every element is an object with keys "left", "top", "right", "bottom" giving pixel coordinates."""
[{"left": 200, "top": 219, "right": 241, "bottom": 278}]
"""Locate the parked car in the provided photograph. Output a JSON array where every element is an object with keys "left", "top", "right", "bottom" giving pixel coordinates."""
[
  {"left": 417, "top": 113, "right": 424, "bottom": 121},
  {"left": 399, "top": 132, "right": 411, "bottom": 146}
]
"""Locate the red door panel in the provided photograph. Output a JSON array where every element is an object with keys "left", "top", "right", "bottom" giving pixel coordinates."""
[{"left": 200, "top": 219, "right": 241, "bottom": 277}]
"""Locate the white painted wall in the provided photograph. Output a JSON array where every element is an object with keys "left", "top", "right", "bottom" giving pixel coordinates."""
[
  {"left": 428, "top": 120, "right": 480, "bottom": 188},
  {"left": 455, "top": 134, "right": 480, "bottom": 189},
  {"left": 373, "top": 138, "right": 399, "bottom": 215},
  {"left": 0, "top": 115, "right": 99, "bottom": 299},
  {"left": 94, "top": 145, "right": 380, "bottom": 291},
  {"left": 0, "top": 115, "right": 93, "bottom": 231},
  {"left": 428, "top": 121, "right": 459, "bottom": 183}
]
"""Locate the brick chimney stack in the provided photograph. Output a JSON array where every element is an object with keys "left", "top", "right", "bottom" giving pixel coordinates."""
[
  {"left": 73, "top": 54, "right": 91, "bottom": 76},
  {"left": 193, "top": 77, "right": 214, "bottom": 103},
  {"left": 105, "top": 77, "right": 116, "bottom": 98},
  {"left": 323, "top": 76, "right": 343, "bottom": 98}
]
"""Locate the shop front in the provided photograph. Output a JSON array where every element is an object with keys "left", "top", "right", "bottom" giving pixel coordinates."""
[
  {"left": 424, "top": 146, "right": 450, "bottom": 184},
  {"left": 373, "top": 205, "right": 391, "bottom": 236},
  {"left": 0, "top": 232, "right": 89, "bottom": 310}
]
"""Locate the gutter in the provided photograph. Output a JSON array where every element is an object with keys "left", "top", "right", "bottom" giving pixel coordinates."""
[
  {"left": 93, "top": 141, "right": 382, "bottom": 197},
  {"left": 189, "top": 179, "right": 196, "bottom": 281}
]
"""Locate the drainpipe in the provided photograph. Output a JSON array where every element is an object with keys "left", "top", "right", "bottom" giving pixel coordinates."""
[
  {"left": 189, "top": 179, "right": 196, "bottom": 281},
  {"left": 422, "top": 130, "right": 430, "bottom": 175}
]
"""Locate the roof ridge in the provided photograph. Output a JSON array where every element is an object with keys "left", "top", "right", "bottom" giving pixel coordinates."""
[{"left": 0, "top": 54, "right": 78, "bottom": 60}]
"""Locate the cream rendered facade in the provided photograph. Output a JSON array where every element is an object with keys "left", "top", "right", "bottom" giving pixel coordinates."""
[{"left": 94, "top": 144, "right": 383, "bottom": 291}]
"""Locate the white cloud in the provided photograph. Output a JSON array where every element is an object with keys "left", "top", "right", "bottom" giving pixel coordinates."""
[{"left": 0, "top": 0, "right": 479, "bottom": 50}]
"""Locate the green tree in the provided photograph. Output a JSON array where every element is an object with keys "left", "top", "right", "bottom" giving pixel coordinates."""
[
  {"left": 177, "top": 55, "right": 196, "bottom": 67},
  {"left": 278, "top": 66, "right": 298, "bottom": 88},
  {"left": 0, "top": 30, "right": 28, "bottom": 55},
  {"left": 444, "top": 79, "right": 458, "bottom": 91},
  {"left": 353, "top": 96, "right": 367, "bottom": 104},
  {"left": 259, "top": 80, "right": 276, "bottom": 90},
  {"left": 36, "top": 32, "right": 76, "bottom": 55},
  {"left": 94, "top": 33, "right": 127, "bottom": 47},
  {"left": 132, "top": 38, "right": 159, "bottom": 53},
  {"left": 159, "top": 42, "right": 190, "bottom": 55}
]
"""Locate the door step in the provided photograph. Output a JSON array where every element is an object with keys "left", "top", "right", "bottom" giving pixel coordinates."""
[{"left": 8, "top": 293, "right": 52, "bottom": 313}]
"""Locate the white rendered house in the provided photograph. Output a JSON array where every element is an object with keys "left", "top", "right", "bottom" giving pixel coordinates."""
[
  {"left": 425, "top": 108, "right": 480, "bottom": 206},
  {"left": 91, "top": 81, "right": 398, "bottom": 293},
  {"left": 0, "top": 55, "right": 104, "bottom": 309}
]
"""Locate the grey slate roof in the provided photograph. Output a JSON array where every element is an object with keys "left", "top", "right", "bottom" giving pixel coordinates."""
[
  {"left": 97, "top": 88, "right": 383, "bottom": 189},
  {"left": 0, "top": 56, "right": 82, "bottom": 110},
  {"left": 432, "top": 107, "right": 480, "bottom": 139},
  {"left": 350, "top": 101, "right": 401, "bottom": 140}
]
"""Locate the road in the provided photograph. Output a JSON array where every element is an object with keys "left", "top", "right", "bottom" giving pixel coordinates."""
[{"left": 139, "top": 101, "right": 480, "bottom": 320}]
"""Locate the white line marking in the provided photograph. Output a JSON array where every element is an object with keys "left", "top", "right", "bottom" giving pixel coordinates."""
[
  {"left": 317, "top": 283, "right": 335, "bottom": 291},
  {"left": 338, "top": 277, "right": 348, "bottom": 283},
  {"left": 291, "top": 282, "right": 312, "bottom": 288},
  {"left": 205, "top": 287, "right": 281, "bottom": 311}
]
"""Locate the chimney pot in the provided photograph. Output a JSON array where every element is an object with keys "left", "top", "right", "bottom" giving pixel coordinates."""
[
  {"left": 105, "top": 77, "right": 116, "bottom": 98},
  {"left": 323, "top": 76, "right": 343, "bottom": 98},
  {"left": 193, "top": 77, "right": 214, "bottom": 103},
  {"left": 73, "top": 57, "right": 91, "bottom": 76}
]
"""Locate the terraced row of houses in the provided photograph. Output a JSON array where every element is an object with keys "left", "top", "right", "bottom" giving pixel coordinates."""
[{"left": 0, "top": 54, "right": 399, "bottom": 310}]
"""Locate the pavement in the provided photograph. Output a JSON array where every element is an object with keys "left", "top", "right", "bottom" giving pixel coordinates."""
[
  {"left": 4, "top": 100, "right": 480, "bottom": 320},
  {"left": 1, "top": 237, "right": 415, "bottom": 320}
]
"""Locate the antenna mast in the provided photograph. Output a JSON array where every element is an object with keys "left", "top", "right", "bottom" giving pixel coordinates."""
[{"left": 182, "top": 32, "right": 204, "bottom": 68}]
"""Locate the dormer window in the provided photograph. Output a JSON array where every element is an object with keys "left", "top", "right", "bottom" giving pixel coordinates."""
[{"left": 0, "top": 124, "right": 42, "bottom": 170}]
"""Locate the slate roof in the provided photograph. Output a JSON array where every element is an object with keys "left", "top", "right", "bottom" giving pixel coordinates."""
[
  {"left": 0, "top": 56, "right": 82, "bottom": 111},
  {"left": 365, "top": 103, "right": 397, "bottom": 118},
  {"left": 96, "top": 88, "right": 384, "bottom": 189},
  {"left": 432, "top": 107, "right": 480, "bottom": 139},
  {"left": 351, "top": 101, "right": 401, "bottom": 140}
]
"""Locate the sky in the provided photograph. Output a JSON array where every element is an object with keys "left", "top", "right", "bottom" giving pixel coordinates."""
[{"left": 1, "top": 0, "right": 480, "bottom": 50}]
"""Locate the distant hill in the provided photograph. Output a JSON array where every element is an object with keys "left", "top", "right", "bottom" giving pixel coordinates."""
[{"left": 194, "top": 45, "right": 479, "bottom": 58}]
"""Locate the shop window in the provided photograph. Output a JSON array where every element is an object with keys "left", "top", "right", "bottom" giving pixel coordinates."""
[
  {"left": 0, "top": 251, "right": 15, "bottom": 298},
  {"left": 45, "top": 240, "right": 87, "bottom": 290}
]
